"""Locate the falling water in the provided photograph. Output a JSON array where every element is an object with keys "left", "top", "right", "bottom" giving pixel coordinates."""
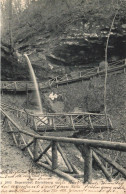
[{"left": 24, "top": 54, "right": 43, "bottom": 113}]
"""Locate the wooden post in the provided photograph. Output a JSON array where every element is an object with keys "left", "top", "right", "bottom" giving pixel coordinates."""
[
  {"left": 83, "top": 145, "right": 92, "bottom": 183},
  {"left": 33, "top": 138, "right": 38, "bottom": 161},
  {"left": 14, "top": 82, "right": 17, "bottom": 94},
  {"left": 56, "top": 77, "right": 58, "bottom": 88},
  {"left": 48, "top": 116, "right": 52, "bottom": 126},
  {"left": 70, "top": 115, "right": 75, "bottom": 130},
  {"left": 66, "top": 74, "right": 68, "bottom": 80},
  {"left": 33, "top": 117, "right": 37, "bottom": 131},
  {"left": 52, "top": 141, "right": 58, "bottom": 170},
  {"left": 89, "top": 115, "right": 94, "bottom": 130},
  {"left": 109, "top": 118, "right": 113, "bottom": 129},
  {"left": 49, "top": 80, "right": 51, "bottom": 88},
  {"left": 52, "top": 117, "right": 56, "bottom": 130}
]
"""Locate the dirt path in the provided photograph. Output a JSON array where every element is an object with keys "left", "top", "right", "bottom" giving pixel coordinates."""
[{"left": 0, "top": 124, "right": 64, "bottom": 182}]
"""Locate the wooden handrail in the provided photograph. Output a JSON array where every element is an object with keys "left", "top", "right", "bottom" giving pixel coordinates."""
[
  {"left": 1, "top": 108, "right": 126, "bottom": 151},
  {"left": 1, "top": 102, "right": 110, "bottom": 116},
  {"left": 1, "top": 103, "right": 113, "bottom": 132},
  {"left": 1, "top": 103, "right": 25, "bottom": 113},
  {"left": 29, "top": 112, "right": 109, "bottom": 117},
  {"left": 1, "top": 59, "right": 126, "bottom": 90}
]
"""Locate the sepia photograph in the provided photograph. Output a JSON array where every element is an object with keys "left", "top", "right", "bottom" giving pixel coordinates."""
[{"left": 1, "top": 0, "right": 126, "bottom": 193}]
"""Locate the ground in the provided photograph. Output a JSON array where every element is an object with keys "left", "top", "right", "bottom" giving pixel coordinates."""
[{"left": 0, "top": 123, "right": 64, "bottom": 182}]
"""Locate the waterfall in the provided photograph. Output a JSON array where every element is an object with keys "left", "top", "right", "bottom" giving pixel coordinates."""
[{"left": 24, "top": 54, "right": 43, "bottom": 113}]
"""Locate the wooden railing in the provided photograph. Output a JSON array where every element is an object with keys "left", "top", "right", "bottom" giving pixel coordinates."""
[
  {"left": 1, "top": 59, "right": 126, "bottom": 92},
  {"left": 1, "top": 108, "right": 126, "bottom": 183},
  {"left": 1, "top": 103, "right": 113, "bottom": 132},
  {"left": 48, "top": 58, "right": 126, "bottom": 87},
  {"left": 29, "top": 112, "right": 113, "bottom": 132},
  {"left": 1, "top": 81, "right": 34, "bottom": 91}
]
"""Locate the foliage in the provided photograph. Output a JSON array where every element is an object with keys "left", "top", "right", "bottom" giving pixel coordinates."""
[{"left": 2, "top": 0, "right": 126, "bottom": 48}]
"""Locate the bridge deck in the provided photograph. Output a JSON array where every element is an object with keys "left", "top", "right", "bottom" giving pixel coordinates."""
[{"left": 1, "top": 103, "right": 113, "bottom": 133}]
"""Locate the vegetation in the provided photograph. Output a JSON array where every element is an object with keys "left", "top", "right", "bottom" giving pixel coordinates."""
[{"left": 1, "top": 0, "right": 126, "bottom": 48}]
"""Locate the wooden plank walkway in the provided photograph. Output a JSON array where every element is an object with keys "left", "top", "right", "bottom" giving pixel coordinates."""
[{"left": 1, "top": 59, "right": 126, "bottom": 92}]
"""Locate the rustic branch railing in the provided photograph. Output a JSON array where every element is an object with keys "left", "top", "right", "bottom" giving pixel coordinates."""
[
  {"left": 25, "top": 113, "right": 113, "bottom": 132},
  {"left": 1, "top": 59, "right": 126, "bottom": 92},
  {"left": 1, "top": 108, "right": 126, "bottom": 183},
  {"left": 41, "top": 59, "right": 126, "bottom": 88},
  {"left": 1, "top": 102, "right": 113, "bottom": 132}
]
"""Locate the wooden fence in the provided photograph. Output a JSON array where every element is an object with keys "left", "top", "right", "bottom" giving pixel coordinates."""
[
  {"left": 1, "top": 103, "right": 113, "bottom": 132},
  {"left": 47, "top": 58, "right": 126, "bottom": 87},
  {"left": 1, "top": 108, "right": 126, "bottom": 183},
  {"left": 1, "top": 59, "right": 126, "bottom": 92}
]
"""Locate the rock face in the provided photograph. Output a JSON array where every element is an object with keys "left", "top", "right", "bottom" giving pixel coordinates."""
[
  {"left": 1, "top": 1, "right": 126, "bottom": 80},
  {"left": 49, "top": 27, "right": 126, "bottom": 68},
  {"left": 1, "top": 42, "right": 30, "bottom": 80}
]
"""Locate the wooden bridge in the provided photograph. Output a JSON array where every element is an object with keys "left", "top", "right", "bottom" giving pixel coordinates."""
[
  {"left": 1, "top": 59, "right": 126, "bottom": 93},
  {"left": 1, "top": 102, "right": 113, "bottom": 132},
  {"left": 1, "top": 107, "right": 126, "bottom": 183}
]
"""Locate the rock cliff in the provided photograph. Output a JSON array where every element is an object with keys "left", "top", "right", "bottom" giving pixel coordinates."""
[{"left": 1, "top": 0, "right": 126, "bottom": 80}]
